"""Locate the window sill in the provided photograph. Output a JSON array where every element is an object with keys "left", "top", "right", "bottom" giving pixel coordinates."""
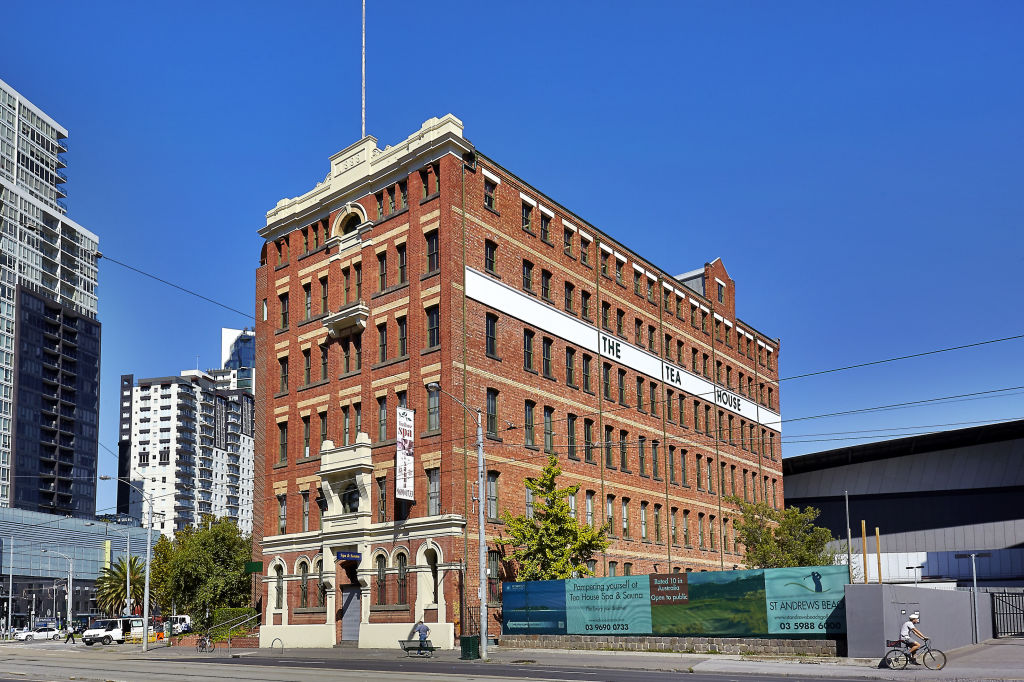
[
  {"left": 371, "top": 282, "right": 410, "bottom": 300},
  {"left": 275, "top": 262, "right": 290, "bottom": 271},
  {"left": 485, "top": 434, "right": 503, "bottom": 443},
  {"left": 484, "top": 269, "right": 501, "bottom": 280},
  {"left": 294, "top": 607, "right": 328, "bottom": 614},
  {"left": 420, "top": 192, "right": 440, "bottom": 205},
  {"left": 420, "top": 345, "right": 441, "bottom": 356},
  {"left": 298, "top": 244, "right": 330, "bottom": 262},
  {"left": 523, "top": 367, "right": 537, "bottom": 375},
  {"left": 540, "top": 237, "right": 553, "bottom": 247},
  {"left": 522, "top": 287, "right": 536, "bottom": 296},
  {"left": 275, "top": 328, "right": 289, "bottom": 335},
  {"left": 542, "top": 373, "right": 556, "bottom": 382},
  {"left": 566, "top": 382, "right": 579, "bottom": 391},
  {"left": 298, "top": 313, "right": 329, "bottom": 328},
  {"left": 297, "top": 379, "right": 330, "bottom": 393},
  {"left": 582, "top": 388, "right": 594, "bottom": 396},
  {"left": 485, "top": 352, "right": 503, "bottom": 362},
  {"left": 484, "top": 206, "right": 501, "bottom": 217},
  {"left": 524, "top": 444, "right": 540, "bottom": 451},
  {"left": 567, "top": 454, "right": 580, "bottom": 461},
  {"left": 338, "top": 369, "right": 361, "bottom": 380},
  {"left": 274, "top": 390, "right": 289, "bottom": 399},
  {"left": 370, "top": 604, "right": 410, "bottom": 612},
  {"left": 273, "top": 462, "right": 289, "bottom": 470},
  {"left": 639, "top": 473, "right": 650, "bottom": 479},
  {"left": 373, "top": 207, "right": 409, "bottom": 226},
  {"left": 372, "top": 355, "right": 410, "bottom": 371},
  {"left": 419, "top": 429, "right": 441, "bottom": 439},
  {"left": 373, "top": 438, "right": 397, "bottom": 448},
  {"left": 522, "top": 227, "right": 535, "bottom": 237},
  {"left": 295, "top": 455, "right": 321, "bottom": 465}
]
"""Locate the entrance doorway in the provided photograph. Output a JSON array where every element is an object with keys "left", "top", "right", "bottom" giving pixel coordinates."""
[{"left": 340, "top": 586, "right": 360, "bottom": 642}]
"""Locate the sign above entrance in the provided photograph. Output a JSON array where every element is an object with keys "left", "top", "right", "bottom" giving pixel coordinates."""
[{"left": 336, "top": 551, "right": 361, "bottom": 562}]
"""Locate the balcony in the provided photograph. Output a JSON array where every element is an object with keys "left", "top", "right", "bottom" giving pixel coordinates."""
[
  {"left": 318, "top": 432, "right": 373, "bottom": 534},
  {"left": 323, "top": 300, "right": 369, "bottom": 338}
]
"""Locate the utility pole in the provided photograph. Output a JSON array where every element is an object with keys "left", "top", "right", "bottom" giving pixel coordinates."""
[{"left": 844, "top": 491, "right": 853, "bottom": 582}]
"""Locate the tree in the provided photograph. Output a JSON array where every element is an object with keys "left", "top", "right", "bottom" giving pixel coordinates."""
[
  {"left": 149, "top": 516, "right": 252, "bottom": 628},
  {"left": 94, "top": 556, "right": 147, "bottom": 616},
  {"left": 499, "top": 455, "right": 609, "bottom": 581},
  {"left": 729, "top": 498, "right": 836, "bottom": 568}
]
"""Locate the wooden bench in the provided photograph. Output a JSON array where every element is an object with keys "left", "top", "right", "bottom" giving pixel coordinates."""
[{"left": 399, "top": 639, "right": 436, "bottom": 657}]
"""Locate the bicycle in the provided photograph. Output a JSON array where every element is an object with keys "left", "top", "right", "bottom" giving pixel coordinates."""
[
  {"left": 884, "top": 638, "right": 946, "bottom": 670},
  {"left": 196, "top": 634, "right": 215, "bottom": 653}
]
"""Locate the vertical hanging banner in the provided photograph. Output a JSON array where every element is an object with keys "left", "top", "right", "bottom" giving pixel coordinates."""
[{"left": 395, "top": 407, "right": 415, "bottom": 500}]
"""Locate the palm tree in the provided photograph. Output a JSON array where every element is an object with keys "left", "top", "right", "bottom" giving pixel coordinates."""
[{"left": 95, "top": 556, "right": 147, "bottom": 616}]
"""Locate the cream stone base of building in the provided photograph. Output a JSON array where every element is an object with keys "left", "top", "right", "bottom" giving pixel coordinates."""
[
  {"left": 259, "top": 623, "right": 335, "bottom": 649},
  {"left": 358, "top": 622, "right": 455, "bottom": 649}
]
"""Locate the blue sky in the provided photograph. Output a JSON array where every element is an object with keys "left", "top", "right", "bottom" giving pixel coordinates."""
[{"left": 4, "top": 1, "right": 1022, "bottom": 513}]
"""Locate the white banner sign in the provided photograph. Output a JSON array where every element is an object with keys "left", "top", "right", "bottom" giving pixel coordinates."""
[{"left": 396, "top": 407, "right": 415, "bottom": 501}]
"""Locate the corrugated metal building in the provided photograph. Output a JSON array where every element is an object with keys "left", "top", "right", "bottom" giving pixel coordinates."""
[{"left": 783, "top": 421, "right": 1024, "bottom": 586}]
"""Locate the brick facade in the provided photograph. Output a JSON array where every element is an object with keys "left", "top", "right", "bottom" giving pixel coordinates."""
[{"left": 254, "top": 116, "right": 782, "bottom": 648}]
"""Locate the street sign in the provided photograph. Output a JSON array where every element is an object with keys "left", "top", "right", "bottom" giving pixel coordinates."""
[
  {"left": 336, "top": 551, "right": 361, "bottom": 562},
  {"left": 244, "top": 561, "right": 264, "bottom": 574}
]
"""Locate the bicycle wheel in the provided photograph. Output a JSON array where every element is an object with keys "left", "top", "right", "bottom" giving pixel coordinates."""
[
  {"left": 884, "top": 649, "right": 908, "bottom": 670},
  {"left": 922, "top": 649, "right": 946, "bottom": 670}
]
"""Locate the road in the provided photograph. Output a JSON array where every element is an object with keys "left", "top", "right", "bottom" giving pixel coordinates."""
[{"left": 0, "top": 641, "right": 876, "bottom": 682}]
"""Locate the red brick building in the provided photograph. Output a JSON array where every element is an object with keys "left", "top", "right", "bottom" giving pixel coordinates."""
[{"left": 254, "top": 115, "right": 782, "bottom": 649}]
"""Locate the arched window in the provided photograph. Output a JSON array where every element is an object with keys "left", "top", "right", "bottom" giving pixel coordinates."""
[
  {"left": 425, "top": 549, "right": 439, "bottom": 604},
  {"left": 340, "top": 214, "right": 360, "bottom": 235},
  {"left": 274, "top": 565, "right": 284, "bottom": 609},
  {"left": 375, "top": 554, "right": 387, "bottom": 605},
  {"left": 315, "top": 559, "right": 325, "bottom": 607},
  {"left": 396, "top": 553, "right": 408, "bottom": 605},
  {"left": 298, "top": 561, "right": 309, "bottom": 608},
  {"left": 342, "top": 483, "right": 360, "bottom": 514}
]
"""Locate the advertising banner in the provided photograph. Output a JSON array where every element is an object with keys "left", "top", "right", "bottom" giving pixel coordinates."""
[
  {"left": 565, "top": 576, "right": 652, "bottom": 635},
  {"left": 502, "top": 565, "right": 847, "bottom": 637},
  {"left": 764, "top": 565, "right": 847, "bottom": 634},
  {"left": 395, "top": 407, "right": 415, "bottom": 501}
]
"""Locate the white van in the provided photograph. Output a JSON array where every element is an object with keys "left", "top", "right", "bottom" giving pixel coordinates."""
[
  {"left": 82, "top": 619, "right": 130, "bottom": 645},
  {"left": 168, "top": 615, "right": 192, "bottom": 635}
]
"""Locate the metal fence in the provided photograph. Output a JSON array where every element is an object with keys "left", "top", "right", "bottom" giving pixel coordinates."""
[{"left": 993, "top": 593, "right": 1024, "bottom": 637}]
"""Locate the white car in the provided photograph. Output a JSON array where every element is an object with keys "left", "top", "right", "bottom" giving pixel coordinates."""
[{"left": 16, "top": 627, "right": 61, "bottom": 641}]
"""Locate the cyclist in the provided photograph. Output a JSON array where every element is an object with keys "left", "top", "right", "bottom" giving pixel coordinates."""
[{"left": 900, "top": 613, "right": 927, "bottom": 664}]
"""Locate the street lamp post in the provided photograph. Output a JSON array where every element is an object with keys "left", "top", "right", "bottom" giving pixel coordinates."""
[
  {"left": 100, "top": 475, "right": 154, "bottom": 651},
  {"left": 41, "top": 550, "right": 72, "bottom": 632},
  {"left": 426, "top": 382, "right": 488, "bottom": 661}
]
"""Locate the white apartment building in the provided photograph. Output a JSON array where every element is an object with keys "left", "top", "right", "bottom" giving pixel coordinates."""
[
  {"left": 0, "top": 78, "right": 100, "bottom": 515},
  {"left": 118, "top": 370, "right": 254, "bottom": 537}
]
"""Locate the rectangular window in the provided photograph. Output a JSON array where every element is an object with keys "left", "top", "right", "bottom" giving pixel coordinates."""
[
  {"left": 279, "top": 293, "right": 289, "bottom": 329},
  {"left": 485, "top": 313, "right": 498, "bottom": 357},
  {"left": 617, "top": 369, "right": 627, "bottom": 404},
  {"left": 278, "top": 495, "right": 287, "bottom": 534},
  {"left": 397, "top": 244, "right": 407, "bottom": 284},
  {"left": 580, "top": 238, "right": 590, "bottom": 265},
  {"left": 582, "top": 355, "right": 592, "bottom": 392},
  {"left": 355, "top": 263, "right": 362, "bottom": 299},
  {"left": 525, "top": 484, "right": 534, "bottom": 519},
  {"left": 622, "top": 498, "right": 630, "bottom": 537},
  {"left": 378, "top": 477, "right": 386, "bottom": 522},
  {"left": 601, "top": 302, "right": 610, "bottom": 329},
  {"left": 427, "top": 386, "right": 440, "bottom": 431},
  {"left": 654, "top": 504, "right": 662, "bottom": 543},
  {"left": 301, "top": 491, "right": 309, "bottom": 532},
  {"left": 540, "top": 214, "right": 551, "bottom": 242},
  {"left": 640, "top": 502, "right": 648, "bottom": 541},
  {"left": 303, "top": 283, "right": 312, "bottom": 319},
  {"left": 426, "top": 305, "right": 440, "bottom": 348},
  {"left": 378, "top": 252, "right": 387, "bottom": 291},
  {"left": 636, "top": 377, "right": 644, "bottom": 410},
  {"left": 487, "top": 471, "right": 499, "bottom": 519},
  {"left": 342, "top": 406, "right": 350, "bottom": 446},
  {"left": 397, "top": 316, "right": 407, "bottom": 356},
  {"left": 320, "top": 276, "right": 329, "bottom": 314},
  {"left": 542, "top": 337, "right": 553, "bottom": 377},
  {"left": 303, "top": 349, "right": 311, "bottom": 385},
  {"left": 667, "top": 390, "right": 674, "bottom": 422},
  {"left": 563, "top": 283, "right": 574, "bottom": 312},
  {"left": 544, "top": 406, "right": 554, "bottom": 453},
  {"left": 638, "top": 437, "right": 646, "bottom": 475},
  {"left": 607, "top": 495, "right": 615, "bottom": 534},
  {"left": 565, "top": 347, "right": 575, "bottom": 385},
  {"left": 377, "top": 396, "right": 387, "bottom": 441},
  {"left": 668, "top": 445, "right": 676, "bottom": 483},
  {"left": 604, "top": 426, "right": 614, "bottom": 467},
  {"left": 615, "top": 259, "right": 623, "bottom": 285},
  {"left": 319, "top": 410, "right": 328, "bottom": 448},
  {"left": 567, "top": 413, "right": 577, "bottom": 459},
  {"left": 671, "top": 507, "right": 678, "bottom": 545},
  {"left": 522, "top": 203, "right": 533, "bottom": 232},
  {"left": 279, "top": 357, "right": 289, "bottom": 392},
  {"left": 616, "top": 309, "right": 624, "bottom": 336},
  {"left": 524, "top": 401, "right": 536, "bottom": 446},
  {"left": 378, "top": 323, "right": 388, "bottom": 362},
  {"left": 355, "top": 402, "right": 361, "bottom": 436},
  {"left": 427, "top": 468, "right": 440, "bottom": 515},
  {"left": 522, "top": 260, "right": 534, "bottom": 291},
  {"left": 602, "top": 362, "right": 611, "bottom": 400},
  {"left": 609, "top": 561, "right": 618, "bottom": 577},
  {"left": 652, "top": 440, "right": 660, "bottom": 479},
  {"left": 488, "top": 550, "right": 501, "bottom": 603},
  {"left": 619, "top": 430, "right": 628, "bottom": 470},
  {"left": 540, "top": 270, "right": 551, "bottom": 301},
  {"left": 426, "top": 230, "right": 440, "bottom": 272},
  {"left": 584, "top": 419, "right": 595, "bottom": 463},
  {"left": 563, "top": 227, "right": 573, "bottom": 255},
  {"left": 321, "top": 344, "right": 329, "bottom": 381},
  {"left": 484, "top": 179, "right": 496, "bottom": 210},
  {"left": 569, "top": 493, "right": 577, "bottom": 519},
  {"left": 650, "top": 383, "right": 658, "bottom": 416},
  {"left": 634, "top": 271, "right": 642, "bottom": 296},
  {"left": 486, "top": 389, "right": 499, "bottom": 436},
  {"left": 581, "top": 291, "right": 591, "bottom": 320},
  {"left": 484, "top": 240, "right": 497, "bottom": 273},
  {"left": 278, "top": 422, "right": 288, "bottom": 464},
  {"left": 523, "top": 330, "right": 534, "bottom": 371},
  {"left": 586, "top": 490, "right": 594, "bottom": 526}
]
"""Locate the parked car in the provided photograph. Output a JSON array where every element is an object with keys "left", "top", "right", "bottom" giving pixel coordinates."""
[{"left": 16, "top": 627, "right": 61, "bottom": 641}]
